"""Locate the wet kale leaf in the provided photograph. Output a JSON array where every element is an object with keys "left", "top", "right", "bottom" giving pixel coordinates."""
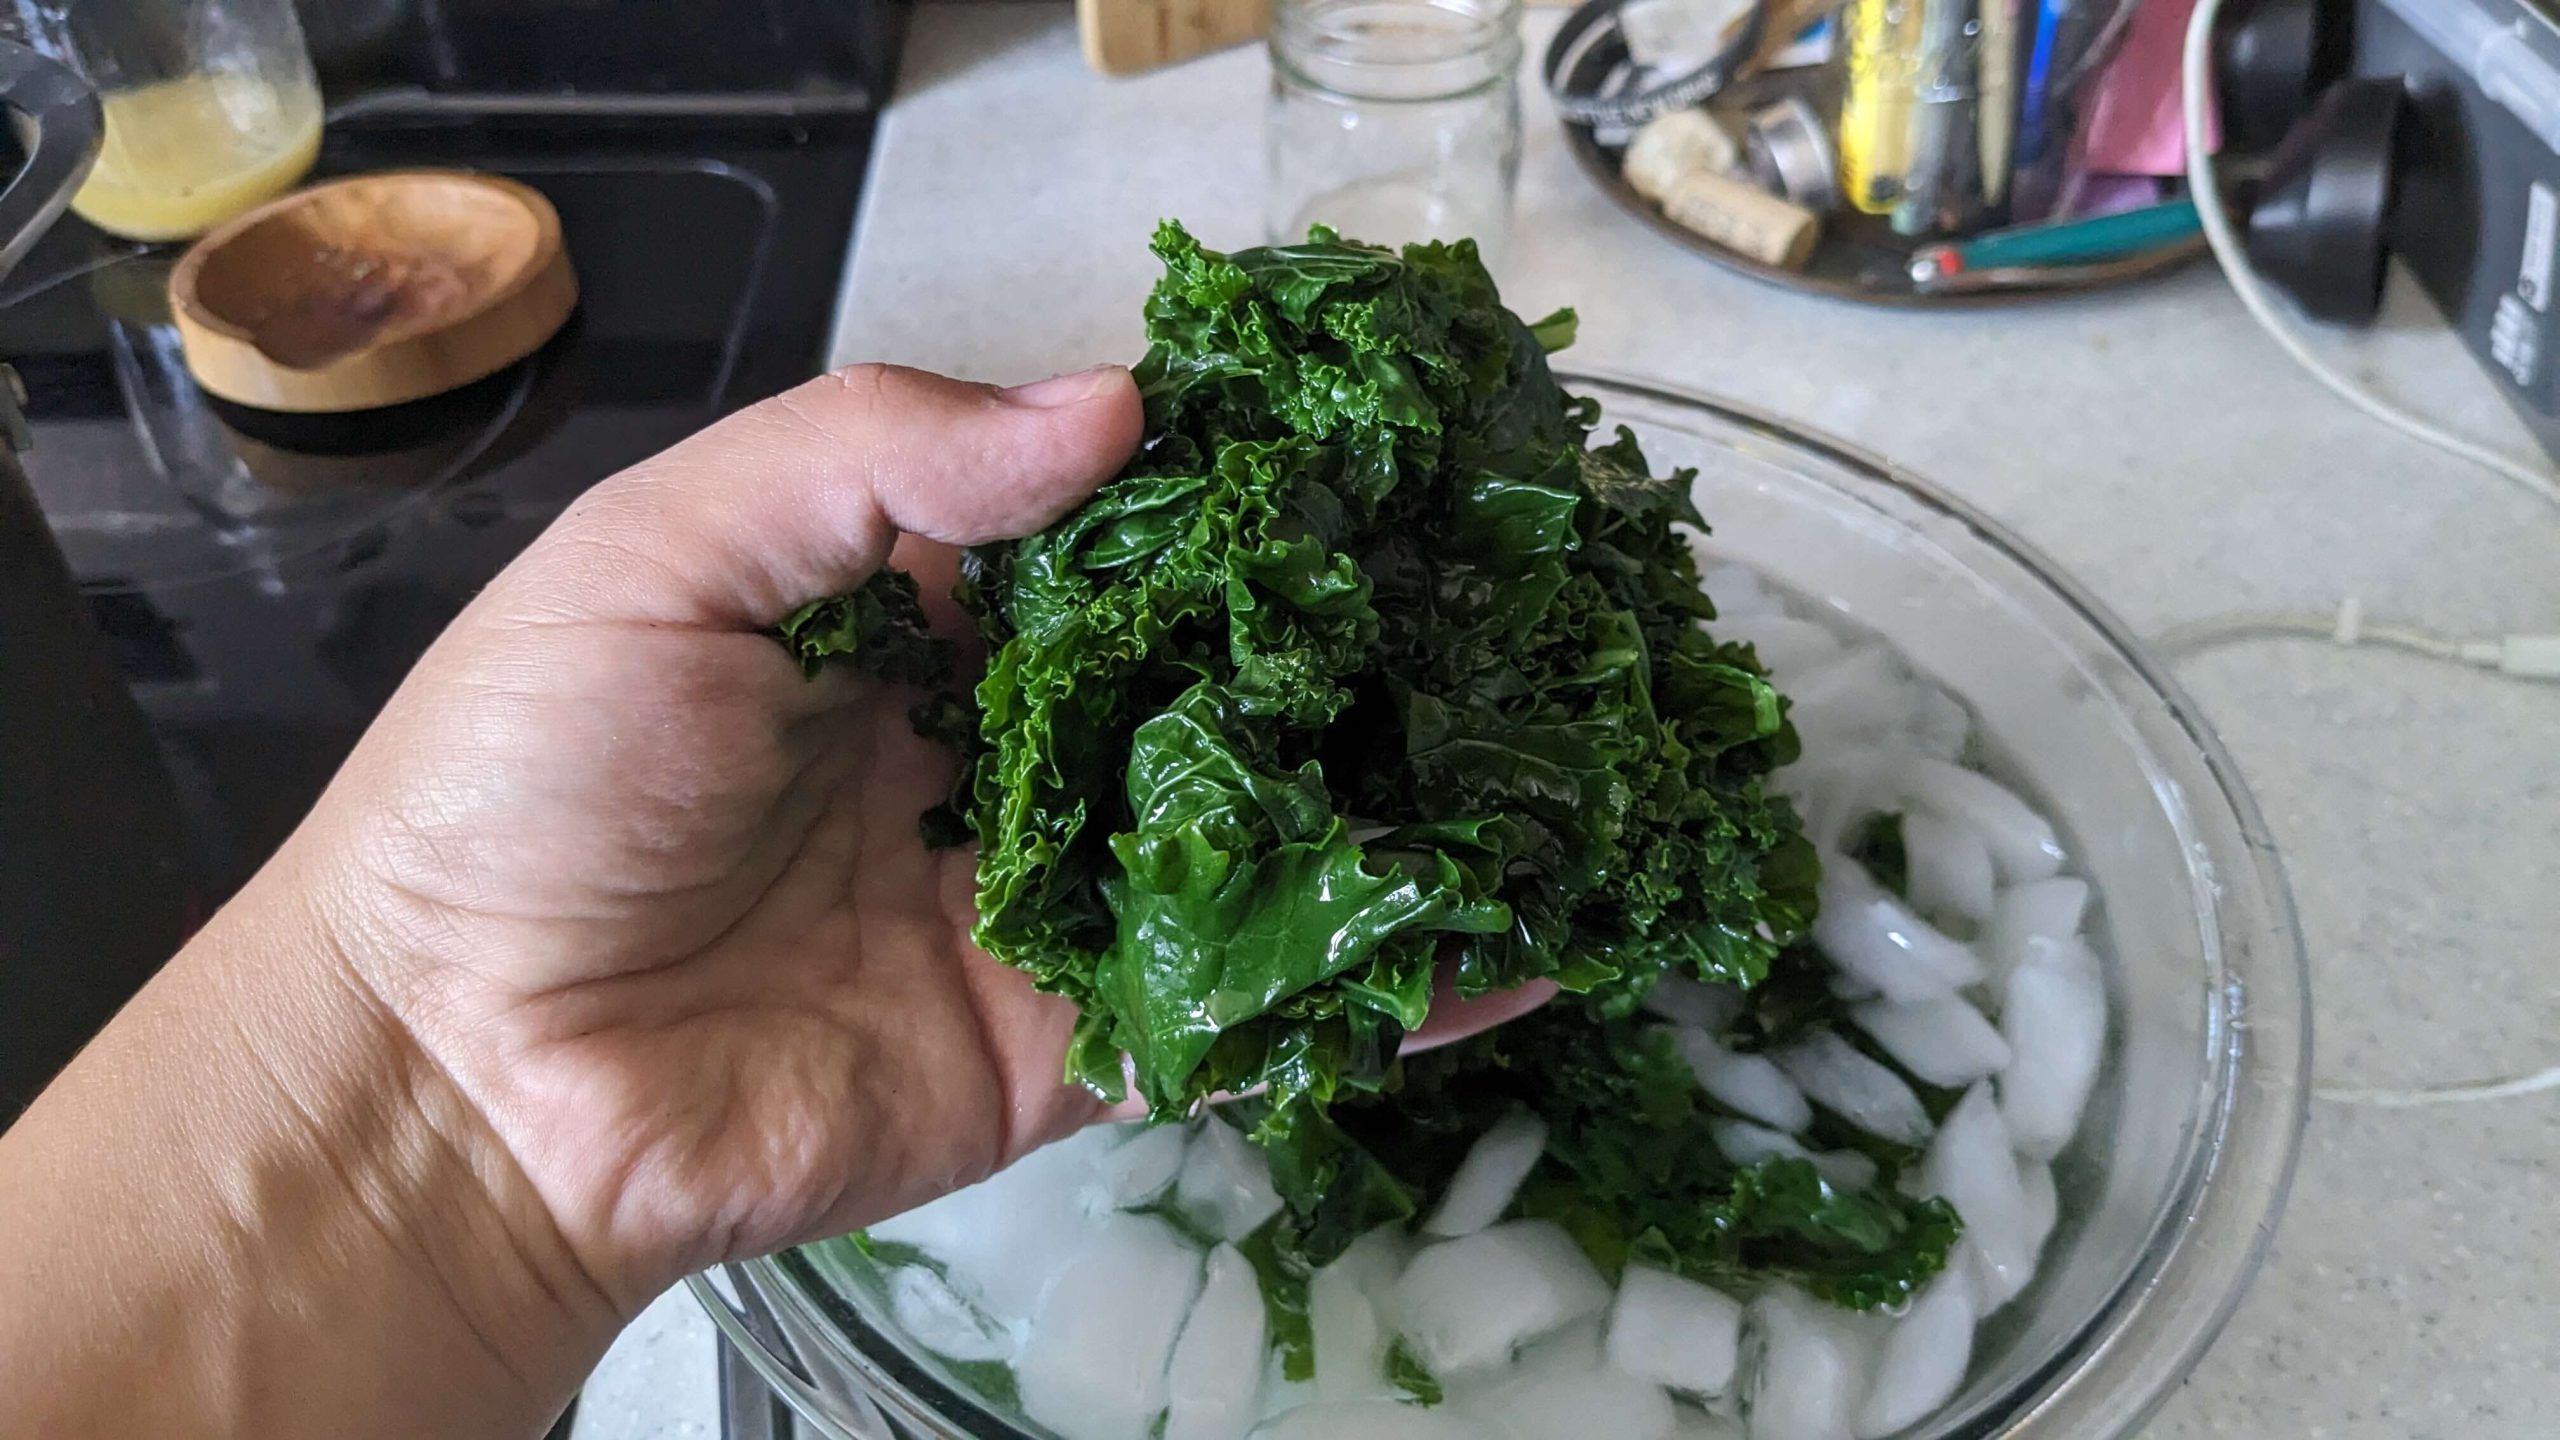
[{"left": 797, "top": 222, "right": 1952, "bottom": 1309}]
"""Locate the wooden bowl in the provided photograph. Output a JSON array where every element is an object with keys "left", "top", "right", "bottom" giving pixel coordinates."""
[{"left": 169, "top": 170, "right": 576, "bottom": 413}]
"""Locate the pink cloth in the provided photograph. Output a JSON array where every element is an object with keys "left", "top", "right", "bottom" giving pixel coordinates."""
[{"left": 2076, "top": 0, "right": 2221, "bottom": 176}]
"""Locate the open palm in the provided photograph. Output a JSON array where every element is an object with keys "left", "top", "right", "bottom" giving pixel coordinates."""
[{"left": 284, "top": 365, "right": 1140, "bottom": 1303}]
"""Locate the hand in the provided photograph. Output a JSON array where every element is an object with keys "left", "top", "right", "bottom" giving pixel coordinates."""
[
  {"left": 290, "top": 363, "right": 1142, "bottom": 1302},
  {"left": 0, "top": 362, "right": 1145, "bottom": 1440}
]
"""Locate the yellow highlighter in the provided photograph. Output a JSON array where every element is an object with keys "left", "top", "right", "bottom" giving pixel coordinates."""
[{"left": 1836, "top": 0, "right": 1927, "bottom": 215}]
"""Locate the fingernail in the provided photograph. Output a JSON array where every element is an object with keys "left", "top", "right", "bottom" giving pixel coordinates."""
[{"left": 996, "top": 364, "right": 1123, "bottom": 408}]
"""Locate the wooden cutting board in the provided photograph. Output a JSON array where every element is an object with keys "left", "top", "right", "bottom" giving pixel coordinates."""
[
  {"left": 1077, "top": 0, "right": 1581, "bottom": 77},
  {"left": 1078, "top": 0, "right": 1270, "bottom": 76}
]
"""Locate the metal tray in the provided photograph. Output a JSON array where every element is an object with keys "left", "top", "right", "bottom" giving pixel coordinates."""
[
  {"left": 1546, "top": 8, "right": 2205, "bottom": 306},
  {"left": 1563, "top": 120, "right": 2208, "bottom": 306}
]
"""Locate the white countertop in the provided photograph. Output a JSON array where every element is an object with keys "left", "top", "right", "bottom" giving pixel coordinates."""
[{"left": 579, "top": 4, "right": 2560, "bottom": 1436}]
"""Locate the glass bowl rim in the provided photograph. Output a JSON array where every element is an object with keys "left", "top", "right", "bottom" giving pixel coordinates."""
[{"left": 692, "top": 371, "right": 2312, "bottom": 1440}]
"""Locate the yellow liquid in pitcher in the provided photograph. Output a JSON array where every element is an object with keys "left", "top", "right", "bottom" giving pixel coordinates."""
[{"left": 71, "top": 72, "right": 322, "bottom": 242}]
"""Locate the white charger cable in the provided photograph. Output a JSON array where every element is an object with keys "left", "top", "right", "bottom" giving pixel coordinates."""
[
  {"left": 2156, "top": 598, "right": 2560, "bottom": 1110},
  {"left": 2153, "top": 597, "right": 2560, "bottom": 681}
]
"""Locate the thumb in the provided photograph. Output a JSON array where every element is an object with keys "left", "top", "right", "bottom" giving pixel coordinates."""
[{"left": 512, "top": 362, "right": 1142, "bottom": 628}]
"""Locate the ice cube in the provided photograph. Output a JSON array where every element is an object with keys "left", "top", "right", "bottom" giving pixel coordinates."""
[
  {"left": 1848, "top": 995, "right": 2012, "bottom": 1087},
  {"left": 1310, "top": 1221, "right": 1419, "bottom": 1403},
  {"left": 1469, "top": 1366, "right": 1678, "bottom": 1440},
  {"left": 1812, "top": 859, "right": 1984, "bottom": 1002},
  {"left": 1017, "top": 1214, "right": 1206, "bottom": 1440},
  {"left": 1443, "top": 1315, "right": 1612, "bottom": 1416},
  {"left": 1920, "top": 1086, "right": 2033, "bottom": 1303},
  {"left": 870, "top": 1128, "right": 1118, "bottom": 1323},
  {"left": 1424, "top": 1107, "right": 1549, "bottom": 1238},
  {"left": 1779, "top": 748, "right": 1895, "bottom": 855},
  {"left": 1889, "top": 758, "right": 2064, "bottom": 882},
  {"left": 1996, "top": 939, "right": 2107, "bottom": 1159},
  {"left": 1851, "top": 1268, "right": 1975, "bottom": 1438},
  {"left": 1788, "top": 647, "right": 1921, "bottom": 750},
  {"left": 886, "top": 1264, "right": 1014, "bottom": 1363},
  {"left": 1706, "top": 1119, "right": 1878, "bottom": 1193},
  {"left": 1310, "top": 1273, "right": 1386, "bottom": 1405},
  {"left": 1905, "top": 686, "right": 1973, "bottom": 763},
  {"left": 1644, "top": 975, "right": 1748, "bottom": 1033},
  {"left": 1747, "top": 1287, "right": 1873, "bottom": 1440},
  {"left": 1604, "top": 1264, "right": 1745, "bottom": 1397},
  {"left": 1718, "top": 614, "right": 1846, "bottom": 677},
  {"left": 1389, "top": 1220, "right": 1613, "bottom": 1375},
  {"left": 1512, "top": 1314, "right": 1608, "bottom": 1380},
  {"left": 1248, "top": 1400, "right": 1486, "bottom": 1440},
  {"left": 2018, "top": 1158, "right": 2059, "bottom": 1261},
  {"left": 1970, "top": 1157, "right": 2060, "bottom": 1313},
  {"left": 1898, "top": 810, "right": 1995, "bottom": 927},
  {"left": 1771, "top": 1032, "right": 1933, "bottom": 1147},
  {"left": 1983, "top": 878, "right": 2091, "bottom": 984},
  {"left": 1674, "top": 1028, "right": 1815, "bottom": 1132},
  {"left": 1260, "top": 1345, "right": 1315, "bottom": 1419},
  {"left": 1166, "top": 1244, "right": 1269, "bottom": 1440},
  {"left": 1177, "top": 1116, "right": 1286, "bottom": 1241},
  {"left": 1095, "top": 1122, "right": 1190, "bottom": 1208},
  {"left": 1701, "top": 563, "right": 1781, "bottom": 618},
  {"left": 1671, "top": 1405, "right": 1750, "bottom": 1439}
]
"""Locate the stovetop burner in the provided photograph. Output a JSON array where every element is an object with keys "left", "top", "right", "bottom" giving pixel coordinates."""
[{"left": 4, "top": 101, "right": 881, "bottom": 895}]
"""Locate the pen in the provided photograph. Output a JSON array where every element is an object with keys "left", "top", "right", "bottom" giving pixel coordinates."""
[
  {"left": 1907, "top": 196, "right": 2202, "bottom": 285},
  {"left": 2015, "top": 0, "right": 2076, "bottom": 169},
  {"left": 1894, "top": 0, "right": 1977, "bottom": 236},
  {"left": 1978, "top": 0, "right": 2019, "bottom": 206}
]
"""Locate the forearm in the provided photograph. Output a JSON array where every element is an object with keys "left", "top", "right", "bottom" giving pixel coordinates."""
[{"left": 0, "top": 853, "right": 625, "bottom": 1439}]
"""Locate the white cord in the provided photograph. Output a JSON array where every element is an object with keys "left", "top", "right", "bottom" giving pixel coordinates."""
[
  {"left": 2180, "top": 0, "right": 2560, "bottom": 516},
  {"left": 2155, "top": 601, "right": 2560, "bottom": 1108},
  {"left": 2151, "top": 600, "right": 2560, "bottom": 679},
  {"left": 2316, "top": 1068, "right": 2560, "bottom": 1108}
]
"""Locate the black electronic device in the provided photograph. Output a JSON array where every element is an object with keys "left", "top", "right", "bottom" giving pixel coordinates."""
[{"left": 2227, "top": 0, "right": 2560, "bottom": 457}]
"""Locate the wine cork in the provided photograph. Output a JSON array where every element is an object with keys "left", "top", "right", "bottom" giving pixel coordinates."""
[
  {"left": 1660, "top": 170, "right": 1822, "bottom": 270},
  {"left": 1622, "top": 109, "right": 1740, "bottom": 203}
]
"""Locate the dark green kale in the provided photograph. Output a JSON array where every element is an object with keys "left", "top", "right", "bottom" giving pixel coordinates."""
[
  {"left": 793, "top": 222, "right": 1953, "bottom": 1313},
  {"left": 1844, "top": 810, "right": 1909, "bottom": 898},
  {"left": 1385, "top": 1338, "right": 1444, "bottom": 1405},
  {"left": 946, "top": 221, "right": 1816, "bottom": 1132},
  {"left": 1270, "top": 1003, "right": 1957, "bottom": 1311},
  {"left": 776, "top": 569, "right": 951, "bottom": 684}
]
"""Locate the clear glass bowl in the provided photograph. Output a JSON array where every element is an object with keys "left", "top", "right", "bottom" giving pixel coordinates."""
[{"left": 692, "top": 374, "right": 2311, "bottom": 1440}]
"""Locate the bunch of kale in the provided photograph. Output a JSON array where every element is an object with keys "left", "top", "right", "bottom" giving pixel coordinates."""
[{"left": 789, "top": 222, "right": 1952, "bottom": 1313}]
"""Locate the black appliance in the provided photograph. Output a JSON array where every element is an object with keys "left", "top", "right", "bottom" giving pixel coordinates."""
[
  {"left": 2221, "top": 0, "right": 2560, "bottom": 457},
  {"left": 0, "top": 41, "right": 196, "bottom": 1121},
  {"left": 1, "top": 0, "right": 906, "bottom": 1104},
  {"left": 2352, "top": 0, "right": 2560, "bottom": 454}
]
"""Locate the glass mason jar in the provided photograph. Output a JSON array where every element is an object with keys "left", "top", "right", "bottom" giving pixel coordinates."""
[
  {"left": 9, "top": 0, "right": 322, "bottom": 241},
  {"left": 1265, "top": 0, "right": 1522, "bottom": 260}
]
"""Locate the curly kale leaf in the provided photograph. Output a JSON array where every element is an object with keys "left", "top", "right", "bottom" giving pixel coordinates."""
[
  {"left": 788, "top": 222, "right": 1952, "bottom": 1314},
  {"left": 776, "top": 570, "right": 951, "bottom": 686},
  {"left": 954, "top": 221, "right": 1817, "bottom": 1125}
]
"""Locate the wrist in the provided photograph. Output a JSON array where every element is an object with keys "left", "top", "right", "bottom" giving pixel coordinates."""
[
  {"left": 203, "top": 858, "right": 633, "bottom": 1416},
  {"left": 0, "top": 856, "right": 625, "bottom": 1439}
]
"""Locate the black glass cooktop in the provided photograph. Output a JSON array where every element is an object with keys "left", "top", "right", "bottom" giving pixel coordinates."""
[{"left": 3, "top": 102, "right": 879, "bottom": 896}]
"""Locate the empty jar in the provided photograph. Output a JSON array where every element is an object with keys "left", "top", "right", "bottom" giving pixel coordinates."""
[{"left": 1265, "top": 0, "right": 1522, "bottom": 258}]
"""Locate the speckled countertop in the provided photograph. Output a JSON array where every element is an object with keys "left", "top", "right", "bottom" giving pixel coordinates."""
[{"left": 575, "top": 5, "right": 2560, "bottom": 1436}]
